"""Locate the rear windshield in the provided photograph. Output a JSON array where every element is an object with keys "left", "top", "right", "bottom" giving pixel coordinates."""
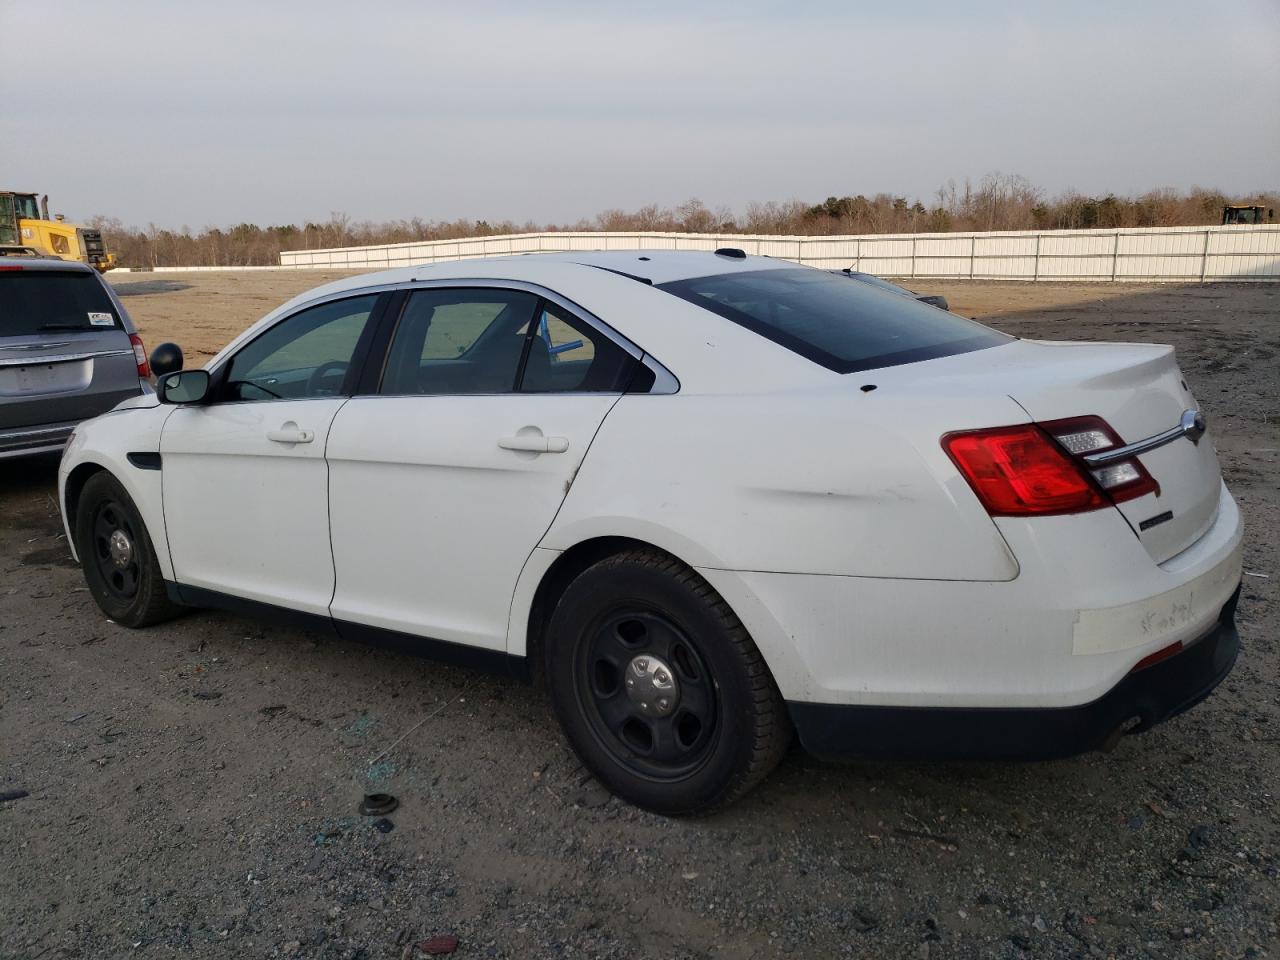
[
  {"left": 0, "top": 270, "right": 121, "bottom": 337},
  {"left": 658, "top": 268, "right": 1009, "bottom": 373}
]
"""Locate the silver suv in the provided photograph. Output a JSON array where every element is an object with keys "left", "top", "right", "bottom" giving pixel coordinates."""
[{"left": 0, "top": 254, "right": 150, "bottom": 458}]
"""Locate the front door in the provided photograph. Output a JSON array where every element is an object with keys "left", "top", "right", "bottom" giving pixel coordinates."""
[
  {"left": 160, "top": 293, "right": 381, "bottom": 615},
  {"left": 326, "top": 288, "right": 644, "bottom": 651}
]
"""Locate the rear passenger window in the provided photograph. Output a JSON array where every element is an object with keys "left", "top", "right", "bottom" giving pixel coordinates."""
[
  {"left": 519, "top": 303, "right": 639, "bottom": 393},
  {"left": 381, "top": 289, "right": 540, "bottom": 395},
  {"left": 380, "top": 289, "right": 644, "bottom": 396}
]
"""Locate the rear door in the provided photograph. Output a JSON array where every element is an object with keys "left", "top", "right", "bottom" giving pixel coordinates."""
[
  {"left": 326, "top": 287, "right": 646, "bottom": 652},
  {"left": 0, "top": 266, "right": 140, "bottom": 438},
  {"left": 160, "top": 293, "right": 382, "bottom": 614}
]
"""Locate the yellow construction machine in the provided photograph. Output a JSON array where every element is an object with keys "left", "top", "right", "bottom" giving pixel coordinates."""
[{"left": 0, "top": 190, "right": 115, "bottom": 271}]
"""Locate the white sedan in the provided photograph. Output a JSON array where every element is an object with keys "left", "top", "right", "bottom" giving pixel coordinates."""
[{"left": 59, "top": 251, "right": 1243, "bottom": 814}]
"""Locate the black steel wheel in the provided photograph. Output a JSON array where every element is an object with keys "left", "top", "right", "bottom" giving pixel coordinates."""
[
  {"left": 578, "top": 609, "right": 719, "bottom": 780},
  {"left": 545, "top": 548, "right": 791, "bottom": 815},
  {"left": 74, "top": 471, "right": 180, "bottom": 628},
  {"left": 90, "top": 497, "right": 142, "bottom": 602}
]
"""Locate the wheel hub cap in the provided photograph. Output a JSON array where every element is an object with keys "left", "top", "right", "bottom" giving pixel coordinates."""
[
  {"left": 624, "top": 654, "right": 679, "bottom": 717},
  {"left": 108, "top": 529, "right": 133, "bottom": 569}
]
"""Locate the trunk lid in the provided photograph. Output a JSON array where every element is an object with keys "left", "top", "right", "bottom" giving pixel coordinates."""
[{"left": 899, "top": 339, "right": 1221, "bottom": 563}]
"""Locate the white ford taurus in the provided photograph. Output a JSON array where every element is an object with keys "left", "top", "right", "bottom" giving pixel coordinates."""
[{"left": 59, "top": 251, "right": 1243, "bottom": 813}]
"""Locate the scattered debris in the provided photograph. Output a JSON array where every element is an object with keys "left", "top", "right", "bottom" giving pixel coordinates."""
[
  {"left": 1146, "top": 800, "right": 1175, "bottom": 820},
  {"left": 359, "top": 793, "right": 399, "bottom": 816},
  {"left": 371, "top": 818, "right": 395, "bottom": 834},
  {"left": 417, "top": 934, "right": 458, "bottom": 955},
  {"left": 0, "top": 789, "right": 30, "bottom": 803},
  {"left": 368, "top": 683, "right": 471, "bottom": 767},
  {"left": 259, "top": 704, "right": 287, "bottom": 718},
  {"left": 66, "top": 713, "right": 88, "bottom": 724},
  {"left": 894, "top": 827, "right": 960, "bottom": 849},
  {"left": 1178, "top": 824, "right": 1213, "bottom": 862},
  {"left": 193, "top": 691, "right": 222, "bottom": 700},
  {"left": 1243, "top": 571, "right": 1270, "bottom": 579}
]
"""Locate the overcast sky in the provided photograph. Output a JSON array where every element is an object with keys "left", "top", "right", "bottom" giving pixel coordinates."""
[{"left": 4, "top": 0, "right": 1277, "bottom": 228}]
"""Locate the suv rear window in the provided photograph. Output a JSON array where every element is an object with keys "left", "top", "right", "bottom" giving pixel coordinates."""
[
  {"left": 658, "top": 268, "right": 1008, "bottom": 373},
  {"left": 0, "top": 270, "right": 120, "bottom": 336}
]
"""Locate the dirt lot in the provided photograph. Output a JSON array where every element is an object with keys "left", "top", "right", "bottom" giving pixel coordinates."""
[{"left": 2, "top": 273, "right": 1277, "bottom": 959}]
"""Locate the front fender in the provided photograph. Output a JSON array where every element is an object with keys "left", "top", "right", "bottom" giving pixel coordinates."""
[{"left": 59, "top": 406, "right": 174, "bottom": 579}]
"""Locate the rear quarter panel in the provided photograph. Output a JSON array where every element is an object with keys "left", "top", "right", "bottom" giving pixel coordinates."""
[{"left": 543, "top": 387, "right": 1026, "bottom": 581}]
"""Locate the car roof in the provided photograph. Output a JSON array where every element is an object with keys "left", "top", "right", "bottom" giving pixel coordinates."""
[
  {"left": 212, "top": 251, "right": 829, "bottom": 394},
  {"left": 267, "top": 250, "right": 795, "bottom": 311},
  {"left": 0, "top": 254, "right": 97, "bottom": 274}
]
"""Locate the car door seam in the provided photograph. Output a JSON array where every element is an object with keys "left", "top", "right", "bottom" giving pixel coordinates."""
[
  {"left": 324, "top": 397, "right": 353, "bottom": 614},
  {"left": 502, "top": 392, "right": 628, "bottom": 656}
]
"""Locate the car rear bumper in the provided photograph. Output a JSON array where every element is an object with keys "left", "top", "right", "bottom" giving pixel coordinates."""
[
  {"left": 0, "top": 420, "right": 79, "bottom": 458},
  {"left": 700, "top": 482, "right": 1243, "bottom": 712},
  {"left": 787, "top": 585, "right": 1240, "bottom": 761}
]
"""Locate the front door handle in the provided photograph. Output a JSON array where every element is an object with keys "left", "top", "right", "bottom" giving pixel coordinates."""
[
  {"left": 267, "top": 422, "right": 315, "bottom": 444},
  {"left": 498, "top": 434, "right": 569, "bottom": 454}
]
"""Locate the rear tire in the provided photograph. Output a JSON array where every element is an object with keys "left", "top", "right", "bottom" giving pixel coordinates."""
[
  {"left": 544, "top": 549, "right": 791, "bottom": 815},
  {"left": 75, "top": 472, "right": 180, "bottom": 628}
]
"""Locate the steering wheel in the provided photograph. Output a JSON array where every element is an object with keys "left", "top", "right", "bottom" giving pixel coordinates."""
[{"left": 307, "top": 360, "right": 349, "bottom": 396}]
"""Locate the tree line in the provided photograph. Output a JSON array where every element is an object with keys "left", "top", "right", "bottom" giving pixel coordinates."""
[{"left": 89, "top": 175, "right": 1277, "bottom": 268}]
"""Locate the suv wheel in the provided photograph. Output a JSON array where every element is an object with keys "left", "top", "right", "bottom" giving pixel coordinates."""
[{"left": 544, "top": 549, "right": 791, "bottom": 815}]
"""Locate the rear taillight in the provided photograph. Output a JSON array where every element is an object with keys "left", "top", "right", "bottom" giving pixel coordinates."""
[
  {"left": 944, "top": 415, "right": 1158, "bottom": 517},
  {"left": 129, "top": 333, "right": 151, "bottom": 378},
  {"left": 1039, "top": 416, "right": 1159, "bottom": 504},
  {"left": 943, "top": 425, "right": 1107, "bottom": 516}
]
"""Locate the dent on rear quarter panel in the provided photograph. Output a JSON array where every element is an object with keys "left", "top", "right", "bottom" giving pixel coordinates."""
[{"left": 544, "top": 391, "right": 1022, "bottom": 581}]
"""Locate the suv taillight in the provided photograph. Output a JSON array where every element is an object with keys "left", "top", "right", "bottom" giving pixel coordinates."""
[
  {"left": 943, "top": 416, "right": 1158, "bottom": 517},
  {"left": 129, "top": 333, "right": 151, "bottom": 378}
]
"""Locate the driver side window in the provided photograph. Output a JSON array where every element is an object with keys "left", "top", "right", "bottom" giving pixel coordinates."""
[{"left": 220, "top": 294, "right": 379, "bottom": 402}]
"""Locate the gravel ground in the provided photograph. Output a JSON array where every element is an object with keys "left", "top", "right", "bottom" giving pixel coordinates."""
[{"left": 1, "top": 275, "right": 1277, "bottom": 959}]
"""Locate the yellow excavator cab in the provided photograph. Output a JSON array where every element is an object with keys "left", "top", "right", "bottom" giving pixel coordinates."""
[{"left": 0, "top": 191, "right": 116, "bottom": 272}]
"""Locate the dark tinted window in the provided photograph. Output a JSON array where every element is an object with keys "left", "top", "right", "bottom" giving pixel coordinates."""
[
  {"left": 519, "top": 303, "right": 639, "bottom": 393},
  {"left": 381, "top": 289, "right": 540, "bottom": 395},
  {"left": 222, "top": 294, "right": 378, "bottom": 401},
  {"left": 0, "top": 270, "right": 120, "bottom": 336},
  {"left": 659, "top": 268, "right": 1009, "bottom": 373}
]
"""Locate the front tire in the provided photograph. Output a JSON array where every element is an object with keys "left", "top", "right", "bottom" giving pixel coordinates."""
[
  {"left": 544, "top": 549, "right": 791, "bottom": 815},
  {"left": 75, "top": 472, "right": 180, "bottom": 628}
]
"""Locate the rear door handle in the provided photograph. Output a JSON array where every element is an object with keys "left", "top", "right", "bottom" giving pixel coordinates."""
[
  {"left": 498, "top": 434, "right": 569, "bottom": 454},
  {"left": 267, "top": 423, "right": 315, "bottom": 444}
]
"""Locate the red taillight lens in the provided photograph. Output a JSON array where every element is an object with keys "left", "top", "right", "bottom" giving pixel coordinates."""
[
  {"left": 129, "top": 333, "right": 151, "bottom": 378},
  {"left": 1039, "top": 415, "right": 1159, "bottom": 504},
  {"left": 943, "top": 425, "right": 1108, "bottom": 516}
]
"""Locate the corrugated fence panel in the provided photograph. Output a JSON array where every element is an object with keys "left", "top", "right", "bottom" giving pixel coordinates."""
[{"left": 277, "top": 226, "right": 1280, "bottom": 281}]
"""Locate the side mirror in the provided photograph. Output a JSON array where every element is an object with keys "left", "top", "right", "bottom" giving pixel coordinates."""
[
  {"left": 158, "top": 369, "right": 210, "bottom": 405},
  {"left": 150, "top": 342, "right": 184, "bottom": 377},
  {"left": 916, "top": 294, "right": 950, "bottom": 311}
]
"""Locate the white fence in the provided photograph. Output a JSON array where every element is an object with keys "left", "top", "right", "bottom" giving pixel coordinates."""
[{"left": 279, "top": 224, "right": 1280, "bottom": 282}]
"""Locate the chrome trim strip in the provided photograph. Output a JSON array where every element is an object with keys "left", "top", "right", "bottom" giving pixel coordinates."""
[
  {"left": 1082, "top": 409, "right": 1206, "bottom": 467},
  {"left": 0, "top": 424, "right": 75, "bottom": 440},
  {"left": 0, "top": 349, "right": 131, "bottom": 368}
]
